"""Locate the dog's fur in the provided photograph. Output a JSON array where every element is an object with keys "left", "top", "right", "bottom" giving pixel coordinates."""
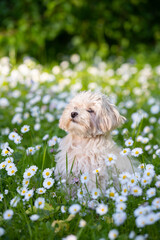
[{"left": 55, "top": 91, "right": 134, "bottom": 192}]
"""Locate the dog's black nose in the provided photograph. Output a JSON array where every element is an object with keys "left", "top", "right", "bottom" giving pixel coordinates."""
[{"left": 71, "top": 112, "right": 78, "bottom": 118}]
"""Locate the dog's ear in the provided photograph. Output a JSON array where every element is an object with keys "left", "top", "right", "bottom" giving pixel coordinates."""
[{"left": 96, "top": 96, "right": 126, "bottom": 133}]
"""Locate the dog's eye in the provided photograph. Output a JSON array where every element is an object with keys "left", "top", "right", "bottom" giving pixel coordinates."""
[{"left": 87, "top": 108, "right": 94, "bottom": 113}]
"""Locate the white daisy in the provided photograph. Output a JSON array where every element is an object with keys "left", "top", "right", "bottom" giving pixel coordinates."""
[
  {"left": 77, "top": 189, "right": 86, "bottom": 199},
  {"left": 96, "top": 203, "right": 108, "bottom": 215},
  {"left": 22, "top": 179, "right": 30, "bottom": 187},
  {"left": 30, "top": 214, "right": 40, "bottom": 221},
  {"left": 7, "top": 167, "right": 17, "bottom": 176},
  {"left": 152, "top": 198, "right": 160, "bottom": 210},
  {"left": 3, "top": 209, "right": 14, "bottom": 220},
  {"left": 0, "top": 193, "right": 4, "bottom": 201},
  {"left": 131, "top": 186, "right": 142, "bottom": 196},
  {"left": 125, "top": 139, "right": 134, "bottom": 147},
  {"left": 146, "top": 188, "right": 156, "bottom": 198},
  {"left": 10, "top": 196, "right": 20, "bottom": 207},
  {"left": 69, "top": 204, "right": 81, "bottom": 215},
  {"left": 36, "top": 188, "right": 46, "bottom": 194},
  {"left": 106, "top": 187, "right": 118, "bottom": 200},
  {"left": 1, "top": 147, "right": 14, "bottom": 156},
  {"left": 131, "top": 148, "right": 143, "bottom": 157},
  {"left": 14, "top": 135, "right": 22, "bottom": 144},
  {"left": 34, "top": 197, "right": 45, "bottom": 209},
  {"left": 146, "top": 213, "right": 158, "bottom": 225},
  {"left": 6, "top": 163, "right": 16, "bottom": 171},
  {"left": 93, "top": 168, "right": 101, "bottom": 174},
  {"left": 5, "top": 157, "right": 14, "bottom": 164},
  {"left": 26, "top": 147, "right": 36, "bottom": 155},
  {"left": 120, "top": 148, "right": 131, "bottom": 156},
  {"left": 136, "top": 215, "right": 146, "bottom": 228},
  {"left": 0, "top": 227, "right": 5, "bottom": 237},
  {"left": 112, "top": 212, "right": 127, "bottom": 226},
  {"left": 79, "top": 219, "right": 86, "bottom": 228},
  {"left": 105, "top": 154, "right": 117, "bottom": 166},
  {"left": 116, "top": 202, "right": 127, "bottom": 212},
  {"left": 0, "top": 161, "right": 7, "bottom": 169},
  {"left": 80, "top": 173, "right": 89, "bottom": 184},
  {"left": 21, "top": 125, "right": 30, "bottom": 133},
  {"left": 155, "top": 181, "right": 160, "bottom": 188},
  {"left": 23, "top": 168, "right": 35, "bottom": 179},
  {"left": 25, "top": 189, "right": 34, "bottom": 200},
  {"left": 8, "top": 132, "right": 18, "bottom": 140},
  {"left": 61, "top": 206, "right": 67, "bottom": 213},
  {"left": 108, "top": 229, "right": 119, "bottom": 240},
  {"left": 42, "top": 168, "right": 52, "bottom": 178},
  {"left": 43, "top": 178, "right": 54, "bottom": 189},
  {"left": 20, "top": 187, "right": 28, "bottom": 196},
  {"left": 91, "top": 188, "right": 100, "bottom": 199},
  {"left": 119, "top": 172, "right": 131, "bottom": 184}
]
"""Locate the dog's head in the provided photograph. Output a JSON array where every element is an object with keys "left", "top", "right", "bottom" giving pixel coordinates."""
[{"left": 59, "top": 91, "right": 126, "bottom": 137}]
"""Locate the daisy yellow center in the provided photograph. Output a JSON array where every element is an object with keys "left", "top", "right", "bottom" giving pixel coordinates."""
[
  {"left": 120, "top": 207, "right": 123, "bottom": 210},
  {"left": 28, "top": 194, "right": 31, "bottom": 197},
  {"left": 29, "top": 149, "right": 33, "bottom": 152},
  {"left": 128, "top": 142, "right": 131, "bottom": 144},
  {"left": 139, "top": 211, "right": 142, "bottom": 214},
  {"left": 26, "top": 181, "right": 29, "bottom": 184},
  {"left": 135, "top": 151, "right": 139, "bottom": 154},
  {"left": 123, "top": 150, "right": 127, "bottom": 153},
  {"left": 8, "top": 160, "right": 11, "bottom": 163},
  {"left": 120, "top": 199, "right": 123, "bottom": 202},
  {"left": 150, "top": 218, "right": 153, "bottom": 222},
  {"left": 141, "top": 166, "right": 144, "bottom": 168},
  {"left": 108, "top": 157, "right": 113, "bottom": 161},
  {"left": 124, "top": 189, "right": 127, "bottom": 193},
  {"left": 123, "top": 175, "right": 126, "bottom": 179},
  {"left": 8, "top": 214, "right": 11, "bottom": 217},
  {"left": 94, "top": 192, "right": 98, "bottom": 195},
  {"left": 101, "top": 208, "right": 105, "bottom": 212},
  {"left": 27, "top": 172, "right": 31, "bottom": 176},
  {"left": 96, "top": 170, "right": 99, "bottom": 173},
  {"left": 131, "top": 179, "right": 134, "bottom": 183},
  {"left": 24, "top": 128, "right": 27, "bottom": 131},
  {"left": 2, "top": 164, "right": 5, "bottom": 168},
  {"left": 113, "top": 234, "right": 117, "bottom": 237},
  {"left": 12, "top": 135, "right": 15, "bottom": 138},
  {"left": 5, "top": 150, "right": 9, "bottom": 154},
  {"left": 134, "top": 189, "right": 138, "bottom": 193},
  {"left": 22, "top": 190, "right": 26, "bottom": 193},
  {"left": 109, "top": 192, "right": 114, "bottom": 197},
  {"left": 9, "top": 166, "right": 12, "bottom": 168},
  {"left": 84, "top": 176, "right": 87, "bottom": 180},
  {"left": 46, "top": 172, "right": 50, "bottom": 176},
  {"left": 147, "top": 172, "right": 150, "bottom": 176},
  {"left": 151, "top": 192, "right": 154, "bottom": 194},
  {"left": 47, "top": 182, "right": 51, "bottom": 185},
  {"left": 39, "top": 202, "right": 42, "bottom": 205},
  {"left": 40, "top": 190, "right": 43, "bottom": 192},
  {"left": 144, "top": 180, "right": 147, "bottom": 183},
  {"left": 32, "top": 169, "right": 35, "bottom": 171},
  {"left": 74, "top": 209, "right": 77, "bottom": 211},
  {"left": 11, "top": 170, "right": 15, "bottom": 173},
  {"left": 80, "top": 191, "right": 83, "bottom": 195}
]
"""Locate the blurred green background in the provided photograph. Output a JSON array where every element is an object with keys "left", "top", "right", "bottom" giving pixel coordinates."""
[{"left": 0, "top": 0, "right": 160, "bottom": 63}]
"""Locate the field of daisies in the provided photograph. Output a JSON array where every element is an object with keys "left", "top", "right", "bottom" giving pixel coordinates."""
[{"left": 0, "top": 55, "right": 160, "bottom": 240}]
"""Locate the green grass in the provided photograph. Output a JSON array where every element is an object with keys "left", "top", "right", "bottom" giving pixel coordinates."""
[{"left": 0, "top": 54, "right": 160, "bottom": 240}]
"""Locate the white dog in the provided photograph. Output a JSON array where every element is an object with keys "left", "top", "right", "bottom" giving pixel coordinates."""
[{"left": 55, "top": 91, "right": 134, "bottom": 192}]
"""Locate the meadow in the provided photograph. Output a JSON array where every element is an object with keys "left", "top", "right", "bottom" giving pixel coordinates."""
[{"left": 0, "top": 54, "right": 160, "bottom": 240}]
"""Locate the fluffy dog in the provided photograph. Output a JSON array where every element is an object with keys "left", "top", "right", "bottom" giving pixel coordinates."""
[{"left": 55, "top": 91, "right": 134, "bottom": 192}]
